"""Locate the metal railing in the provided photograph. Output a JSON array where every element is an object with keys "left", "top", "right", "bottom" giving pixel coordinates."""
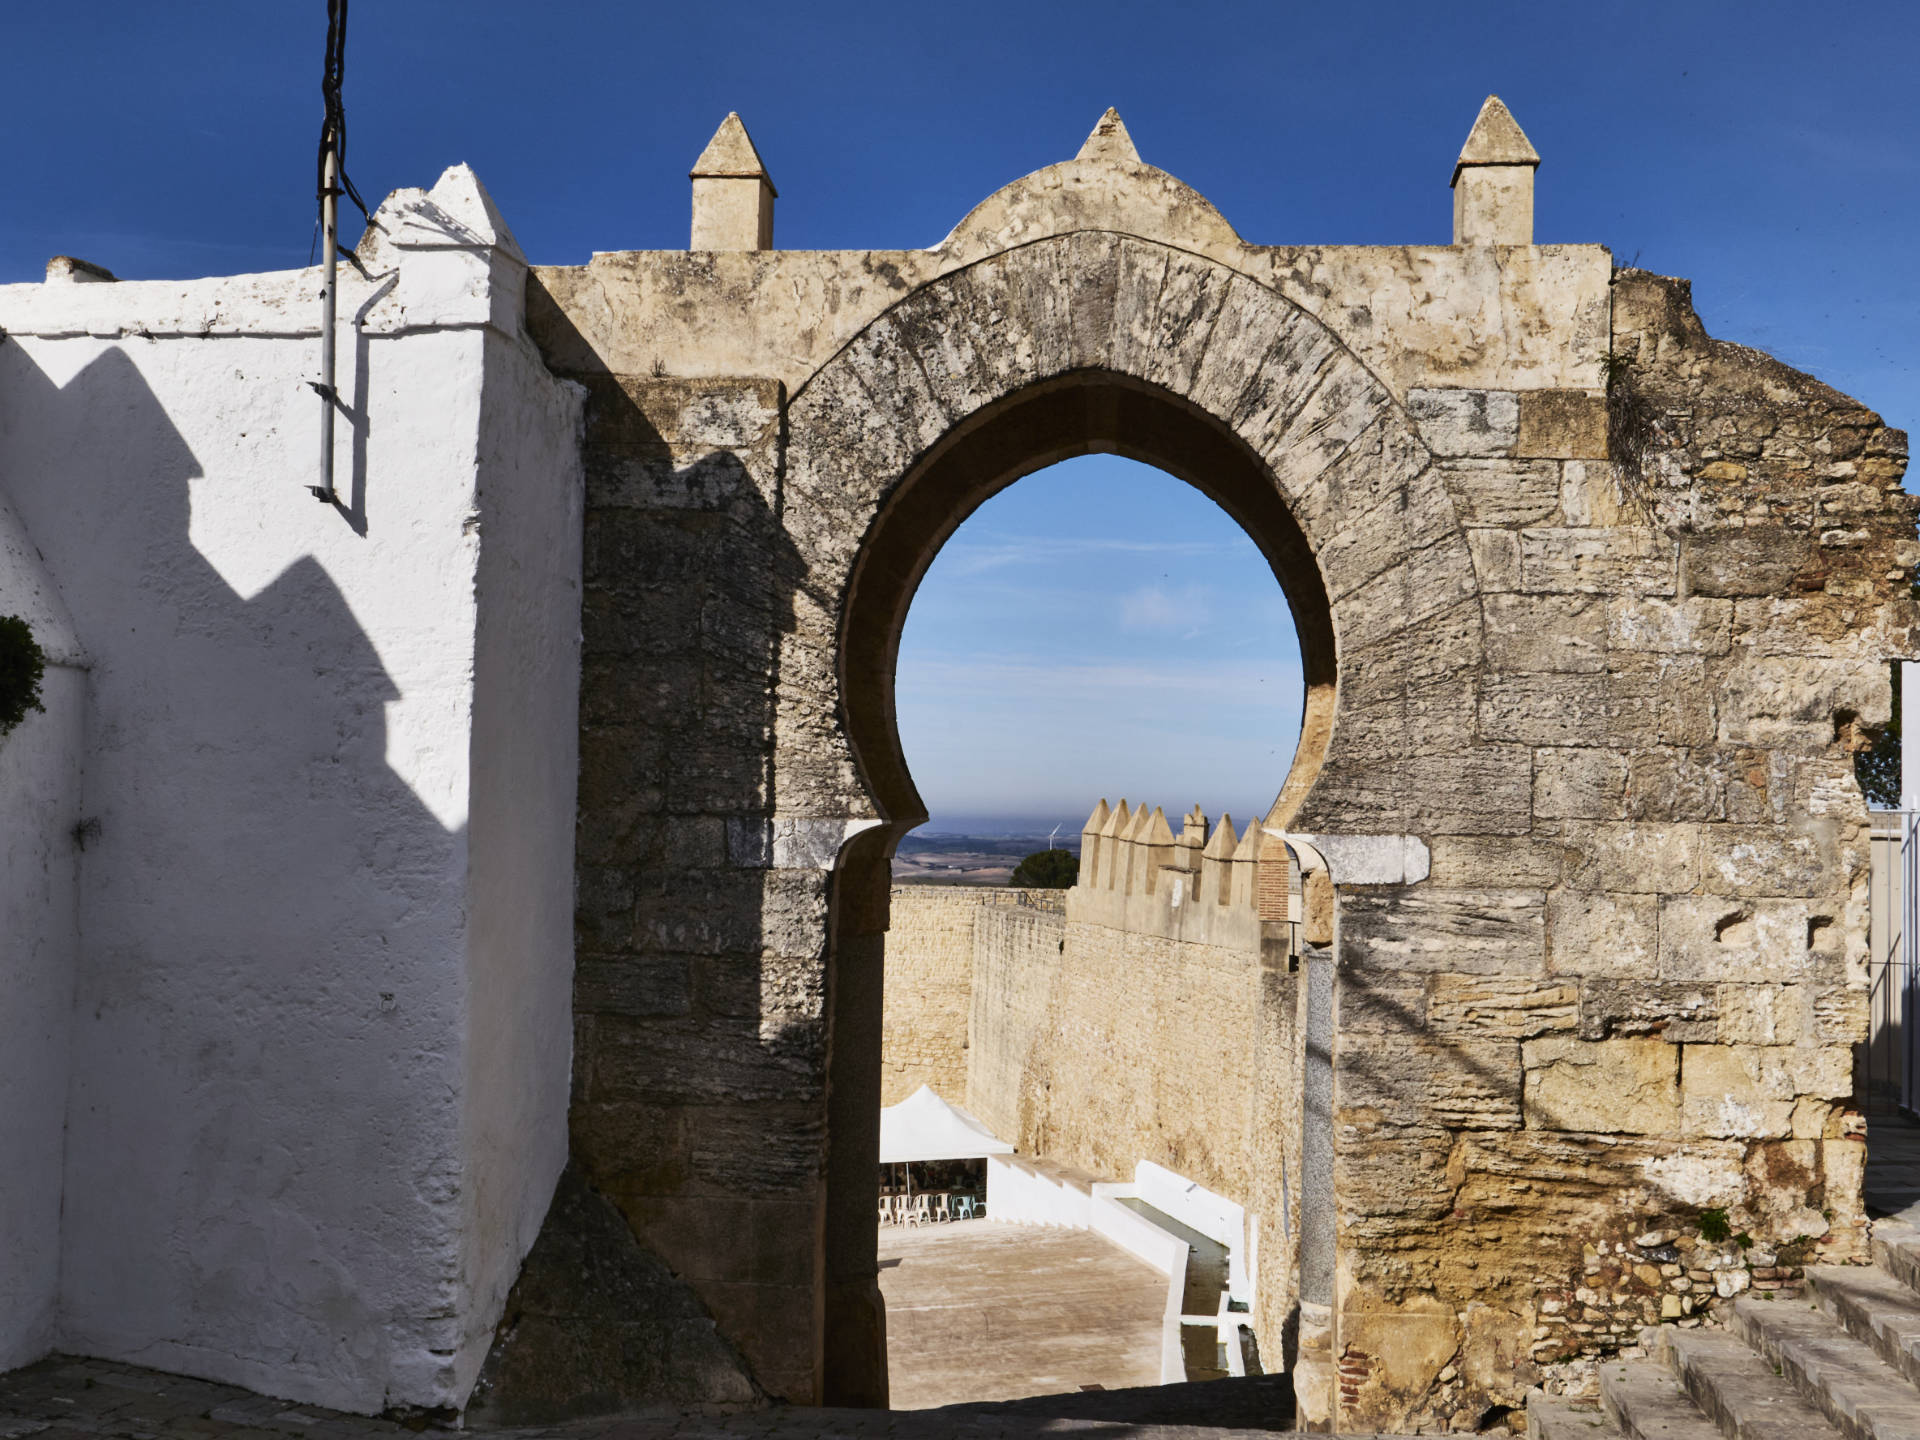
[{"left": 1868, "top": 809, "right": 1920, "bottom": 1114}]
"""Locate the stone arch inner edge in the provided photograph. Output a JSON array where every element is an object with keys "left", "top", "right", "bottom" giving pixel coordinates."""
[{"left": 838, "top": 369, "right": 1339, "bottom": 846}]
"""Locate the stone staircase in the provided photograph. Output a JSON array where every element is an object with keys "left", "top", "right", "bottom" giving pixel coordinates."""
[{"left": 1530, "top": 1218, "right": 1920, "bottom": 1440}]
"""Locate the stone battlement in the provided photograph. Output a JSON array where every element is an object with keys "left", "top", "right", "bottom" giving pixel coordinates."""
[{"left": 1069, "top": 799, "right": 1290, "bottom": 952}]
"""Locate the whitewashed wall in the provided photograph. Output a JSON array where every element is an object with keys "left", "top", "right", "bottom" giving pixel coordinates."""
[
  {"left": 0, "top": 493, "right": 86, "bottom": 1371},
  {"left": 0, "top": 166, "right": 584, "bottom": 1413}
]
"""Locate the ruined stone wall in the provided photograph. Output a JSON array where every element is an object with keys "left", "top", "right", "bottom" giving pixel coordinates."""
[
  {"left": 1317, "top": 273, "right": 1918, "bottom": 1431},
  {"left": 880, "top": 886, "right": 1063, "bottom": 1106},
  {"left": 531, "top": 115, "right": 1918, "bottom": 1429}
]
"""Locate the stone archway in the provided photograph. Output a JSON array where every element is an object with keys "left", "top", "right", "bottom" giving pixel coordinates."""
[
  {"left": 526, "top": 110, "right": 1907, "bottom": 1433},
  {"left": 776, "top": 233, "right": 1484, "bottom": 1406}
]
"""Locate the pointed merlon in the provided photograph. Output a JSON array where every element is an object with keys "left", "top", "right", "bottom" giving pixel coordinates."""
[
  {"left": 1452, "top": 95, "right": 1539, "bottom": 185},
  {"left": 1102, "top": 800, "right": 1131, "bottom": 839},
  {"left": 1145, "top": 806, "right": 1175, "bottom": 847},
  {"left": 1077, "top": 108, "right": 1140, "bottom": 164},
  {"left": 1203, "top": 814, "right": 1238, "bottom": 860},
  {"left": 691, "top": 112, "right": 779, "bottom": 193},
  {"left": 1084, "top": 798, "right": 1111, "bottom": 834},
  {"left": 1231, "top": 821, "right": 1262, "bottom": 862}
]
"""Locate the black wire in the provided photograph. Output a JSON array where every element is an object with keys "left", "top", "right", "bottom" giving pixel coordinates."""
[{"left": 317, "top": 0, "right": 373, "bottom": 233}]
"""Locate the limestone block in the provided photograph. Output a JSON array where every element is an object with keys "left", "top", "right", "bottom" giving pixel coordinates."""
[
  {"left": 1577, "top": 980, "right": 1717, "bottom": 1042},
  {"left": 1339, "top": 888, "right": 1546, "bottom": 975},
  {"left": 1429, "top": 975, "right": 1577, "bottom": 1039},
  {"left": 1467, "top": 528, "right": 1523, "bottom": 591},
  {"left": 1716, "top": 656, "right": 1885, "bottom": 749},
  {"left": 1408, "top": 389, "right": 1518, "bottom": 456},
  {"left": 1684, "top": 527, "right": 1812, "bottom": 598},
  {"left": 1811, "top": 985, "right": 1868, "bottom": 1045},
  {"left": 1334, "top": 1294, "right": 1461, "bottom": 1430},
  {"left": 1700, "top": 823, "right": 1840, "bottom": 898},
  {"left": 1561, "top": 822, "right": 1700, "bottom": 894},
  {"left": 1519, "top": 527, "right": 1677, "bottom": 595},
  {"left": 1478, "top": 672, "right": 1610, "bottom": 747},
  {"left": 1303, "top": 748, "right": 1532, "bottom": 838},
  {"left": 1733, "top": 595, "right": 1902, "bottom": 660},
  {"left": 1516, "top": 391, "right": 1609, "bottom": 460},
  {"left": 1483, "top": 593, "right": 1607, "bottom": 673},
  {"left": 1521, "top": 1037, "right": 1678, "bottom": 1134},
  {"left": 1562, "top": 459, "right": 1630, "bottom": 526},
  {"left": 1341, "top": 599, "right": 1484, "bottom": 704},
  {"left": 1679, "top": 1044, "right": 1852, "bottom": 1138},
  {"left": 1624, "top": 748, "right": 1732, "bottom": 823},
  {"left": 1656, "top": 896, "right": 1817, "bottom": 983},
  {"left": 1339, "top": 1032, "right": 1524, "bottom": 1133},
  {"left": 1715, "top": 985, "right": 1813, "bottom": 1046},
  {"left": 1534, "top": 747, "right": 1628, "bottom": 820},
  {"left": 1428, "top": 835, "right": 1566, "bottom": 889},
  {"left": 1544, "top": 891, "right": 1657, "bottom": 977},
  {"left": 1439, "top": 458, "right": 1560, "bottom": 525},
  {"left": 1338, "top": 970, "right": 1430, "bottom": 1033},
  {"left": 1606, "top": 597, "right": 1733, "bottom": 656},
  {"left": 1607, "top": 655, "right": 1716, "bottom": 748},
  {"left": 1335, "top": 1135, "right": 1460, "bottom": 1223}
]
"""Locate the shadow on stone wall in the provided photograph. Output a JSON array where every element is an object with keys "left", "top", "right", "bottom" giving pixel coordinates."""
[{"left": 517, "top": 287, "right": 827, "bottom": 1410}]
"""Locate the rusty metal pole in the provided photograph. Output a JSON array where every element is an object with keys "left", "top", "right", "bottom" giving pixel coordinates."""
[{"left": 315, "top": 141, "right": 339, "bottom": 503}]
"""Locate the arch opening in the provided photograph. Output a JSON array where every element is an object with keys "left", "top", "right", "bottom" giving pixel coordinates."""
[
  {"left": 831, "top": 371, "right": 1340, "bottom": 1411},
  {"left": 841, "top": 371, "right": 1339, "bottom": 847}
]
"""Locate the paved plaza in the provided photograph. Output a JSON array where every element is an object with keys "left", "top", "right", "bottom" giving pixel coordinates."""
[{"left": 877, "top": 1220, "right": 1168, "bottom": 1408}]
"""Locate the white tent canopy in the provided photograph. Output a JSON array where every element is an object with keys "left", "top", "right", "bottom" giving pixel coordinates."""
[{"left": 878, "top": 1085, "right": 1014, "bottom": 1163}]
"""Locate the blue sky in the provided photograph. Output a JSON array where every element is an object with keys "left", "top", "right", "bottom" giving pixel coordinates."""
[
  {"left": 896, "top": 458, "right": 1299, "bottom": 832},
  {"left": 3, "top": 2, "right": 1914, "bottom": 829}
]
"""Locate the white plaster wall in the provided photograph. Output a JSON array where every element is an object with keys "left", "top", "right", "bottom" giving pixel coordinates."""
[
  {"left": 454, "top": 313, "right": 585, "bottom": 1385},
  {"left": 0, "top": 492, "right": 86, "bottom": 1371},
  {"left": 0, "top": 166, "right": 581, "bottom": 1413}
]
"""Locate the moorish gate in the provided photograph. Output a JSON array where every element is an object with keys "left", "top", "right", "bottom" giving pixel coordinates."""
[{"left": 0, "top": 100, "right": 1912, "bottom": 1435}]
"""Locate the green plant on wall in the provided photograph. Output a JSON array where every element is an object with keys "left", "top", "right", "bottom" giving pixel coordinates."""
[{"left": 0, "top": 614, "right": 46, "bottom": 735}]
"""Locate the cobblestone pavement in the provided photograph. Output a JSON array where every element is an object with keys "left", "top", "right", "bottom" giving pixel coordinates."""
[{"left": 0, "top": 1356, "right": 1429, "bottom": 1440}]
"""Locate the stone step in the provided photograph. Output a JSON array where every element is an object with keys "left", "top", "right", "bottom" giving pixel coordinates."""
[
  {"left": 1809, "top": 1264, "right": 1920, "bottom": 1389},
  {"left": 1528, "top": 1392, "right": 1623, "bottom": 1439},
  {"left": 1660, "top": 1324, "right": 1841, "bottom": 1438},
  {"left": 1732, "top": 1293, "right": 1920, "bottom": 1440},
  {"left": 1596, "top": 1356, "right": 1725, "bottom": 1440},
  {"left": 1874, "top": 1221, "right": 1920, "bottom": 1295}
]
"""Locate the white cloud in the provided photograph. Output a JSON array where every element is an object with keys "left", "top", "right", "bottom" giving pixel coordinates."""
[{"left": 1120, "top": 583, "right": 1211, "bottom": 633}]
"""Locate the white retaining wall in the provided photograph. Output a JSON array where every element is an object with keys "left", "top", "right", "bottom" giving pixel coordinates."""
[
  {"left": 0, "top": 492, "right": 86, "bottom": 1370},
  {"left": 0, "top": 165, "right": 584, "bottom": 1413}
]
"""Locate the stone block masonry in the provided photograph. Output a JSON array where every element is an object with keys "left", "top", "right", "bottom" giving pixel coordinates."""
[{"left": 532, "top": 99, "right": 1917, "bottom": 1423}]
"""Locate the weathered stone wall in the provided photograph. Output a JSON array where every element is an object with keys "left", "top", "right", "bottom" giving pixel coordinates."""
[
  {"left": 1318, "top": 274, "right": 1917, "bottom": 1431},
  {"left": 879, "top": 886, "right": 1062, "bottom": 1106},
  {"left": 973, "top": 913, "right": 1259, "bottom": 1194},
  {"left": 531, "top": 111, "right": 1918, "bottom": 1430}
]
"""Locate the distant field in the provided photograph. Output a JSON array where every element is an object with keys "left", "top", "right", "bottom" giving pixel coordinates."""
[{"left": 892, "top": 831, "right": 1082, "bottom": 886}]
